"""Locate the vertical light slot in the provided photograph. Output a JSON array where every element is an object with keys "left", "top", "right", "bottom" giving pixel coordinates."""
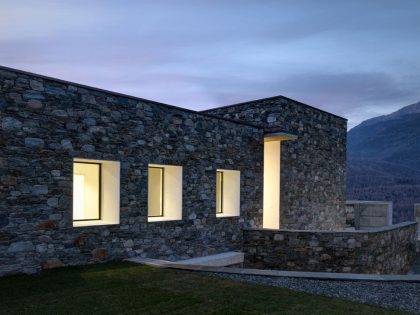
[{"left": 263, "top": 140, "right": 280, "bottom": 229}]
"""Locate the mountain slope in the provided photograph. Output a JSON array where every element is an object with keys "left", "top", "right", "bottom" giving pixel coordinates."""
[
  {"left": 347, "top": 102, "right": 420, "bottom": 222},
  {"left": 352, "top": 101, "right": 420, "bottom": 129}
]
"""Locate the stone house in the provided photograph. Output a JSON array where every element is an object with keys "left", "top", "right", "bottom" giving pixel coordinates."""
[{"left": 0, "top": 66, "right": 416, "bottom": 276}]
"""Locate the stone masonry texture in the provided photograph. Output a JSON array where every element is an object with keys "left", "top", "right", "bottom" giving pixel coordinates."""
[
  {"left": 415, "top": 204, "right": 420, "bottom": 251},
  {"left": 243, "top": 222, "right": 417, "bottom": 274},
  {"left": 1, "top": 66, "right": 347, "bottom": 275},
  {"left": 0, "top": 67, "right": 265, "bottom": 275},
  {"left": 204, "top": 98, "right": 347, "bottom": 230}
]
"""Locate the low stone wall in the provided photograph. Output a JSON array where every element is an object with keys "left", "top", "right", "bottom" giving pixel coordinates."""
[
  {"left": 345, "top": 201, "right": 392, "bottom": 230},
  {"left": 243, "top": 222, "right": 417, "bottom": 274}
]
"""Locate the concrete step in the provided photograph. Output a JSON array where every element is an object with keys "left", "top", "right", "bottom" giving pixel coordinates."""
[
  {"left": 126, "top": 251, "right": 244, "bottom": 268},
  {"left": 177, "top": 252, "right": 244, "bottom": 267},
  {"left": 126, "top": 256, "right": 420, "bottom": 282}
]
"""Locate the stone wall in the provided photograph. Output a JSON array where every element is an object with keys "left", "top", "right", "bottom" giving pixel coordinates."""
[
  {"left": 415, "top": 204, "right": 420, "bottom": 243},
  {"left": 346, "top": 201, "right": 393, "bottom": 230},
  {"left": 243, "top": 222, "right": 417, "bottom": 274},
  {"left": 0, "top": 66, "right": 265, "bottom": 275},
  {"left": 204, "top": 97, "right": 347, "bottom": 230}
]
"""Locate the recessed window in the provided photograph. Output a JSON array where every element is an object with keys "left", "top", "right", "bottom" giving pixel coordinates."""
[
  {"left": 148, "top": 164, "right": 182, "bottom": 222},
  {"left": 262, "top": 133, "right": 296, "bottom": 229},
  {"left": 73, "top": 159, "right": 120, "bottom": 227},
  {"left": 73, "top": 162, "right": 101, "bottom": 221},
  {"left": 216, "top": 169, "right": 240, "bottom": 217}
]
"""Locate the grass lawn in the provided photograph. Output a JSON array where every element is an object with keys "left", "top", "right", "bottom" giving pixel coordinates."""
[{"left": 0, "top": 261, "right": 408, "bottom": 315}]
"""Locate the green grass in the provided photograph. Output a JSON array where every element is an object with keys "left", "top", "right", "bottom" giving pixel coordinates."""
[{"left": 0, "top": 262, "right": 408, "bottom": 315}]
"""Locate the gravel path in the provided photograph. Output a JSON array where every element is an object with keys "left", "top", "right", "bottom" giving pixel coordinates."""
[{"left": 206, "top": 272, "right": 420, "bottom": 313}]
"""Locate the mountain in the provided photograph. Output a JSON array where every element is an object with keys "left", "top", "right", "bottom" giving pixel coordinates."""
[{"left": 347, "top": 101, "right": 420, "bottom": 223}]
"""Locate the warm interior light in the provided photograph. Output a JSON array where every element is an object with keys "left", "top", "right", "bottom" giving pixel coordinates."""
[
  {"left": 148, "top": 167, "right": 164, "bottom": 217},
  {"left": 73, "top": 162, "right": 100, "bottom": 221},
  {"left": 148, "top": 164, "right": 183, "bottom": 222},
  {"left": 263, "top": 140, "right": 280, "bottom": 229},
  {"left": 73, "top": 174, "right": 85, "bottom": 219},
  {"left": 216, "top": 169, "right": 240, "bottom": 217}
]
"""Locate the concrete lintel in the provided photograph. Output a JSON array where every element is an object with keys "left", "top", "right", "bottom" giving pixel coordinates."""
[{"left": 264, "top": 132, "right": 297, "bottom": 142}]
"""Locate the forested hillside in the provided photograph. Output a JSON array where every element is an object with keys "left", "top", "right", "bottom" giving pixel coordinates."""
[{"left": 347, "top": 102, "right": 420, "bottom": 222}]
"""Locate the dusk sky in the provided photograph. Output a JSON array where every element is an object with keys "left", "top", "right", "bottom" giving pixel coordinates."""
[{"left": 1, "top": 0, "right": 420, "bottom": 129}]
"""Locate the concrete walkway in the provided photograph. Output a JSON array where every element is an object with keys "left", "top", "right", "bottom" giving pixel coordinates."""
[
  {"left": 126, "top": 256, "right": 420, "bottom": 282},
  {"left": 127, "top": 252, "right": 244, "bottom": 267}
]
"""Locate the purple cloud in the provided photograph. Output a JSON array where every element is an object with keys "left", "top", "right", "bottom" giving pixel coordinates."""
[{"left": 1, "top": 0, "right": 420, "bottom": 129}]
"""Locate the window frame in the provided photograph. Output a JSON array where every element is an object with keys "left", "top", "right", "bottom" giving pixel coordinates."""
[
  {"left": 147, "top": 164, "right": 183, "bottom": 222},
  {"left": 215, "top": 169, "right": 240, "bottom": 218},
  {"left": 148, "top": 166, "right": 165, "bottom": 218},
  {"left": 73, "top": 161, "right": 102, "bottom": 222},
  {"left": 216, "top": 170, "right": 224, "bottom": 214}
]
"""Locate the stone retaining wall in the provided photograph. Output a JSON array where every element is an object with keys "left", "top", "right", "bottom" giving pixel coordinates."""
[{"left": 243, "top": 222, "right": 417, "bottom": 274}]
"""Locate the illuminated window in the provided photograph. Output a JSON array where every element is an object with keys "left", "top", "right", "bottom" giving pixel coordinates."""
[
  {"left": 73, "top": 162, "right": 101, "bottom": 221},
  {"left": 73, "top": 159, "right": 120, "bottom": 227},
  {"left": 216, "top": 169, "right": 240, "bottom": 217},
  {"left": 263, "top": 132, "right": 296, "bottom": 229},
  {"left": 148, "top": 164, "right": 182, "bottom": 222}
]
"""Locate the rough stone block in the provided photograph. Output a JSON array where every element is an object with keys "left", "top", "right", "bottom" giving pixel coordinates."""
[
  {"left": 1, "top": 175, "right": 17, "bottom": 186},
  {"left": 273, "top": 234, "right": 284, "bottom": 241},
  {"left": 74, "top": 235, "right": 85, "bottom": 247},
  {"left": 8, "top": 241, "right": 34, "bottom": 253},
  {"left": 25, "top": 137, "right": 45, "bottom": 149},
  {"left": 31, "top": 185, "right": 48, "bottom": 195},
  {"left": 41, "top": 259, "right": 64, "bottom": 270},
  {"left": 29, "top": 80, "right": 44, "bottom": 91},
  {"left": 92, "top": 248, "right": 108, "bottom": 259},
  {"left": 1, "top": 117, "right": 22, "bottom": 130},
  {"left": 27, "top": 99, "right": 43, "bottom": 109},
  {"left": 37, "top": 220, "right": 55, "bottom": 230},
  {"left": 0, "top": 214, "right": 10, "bottom": 228}
]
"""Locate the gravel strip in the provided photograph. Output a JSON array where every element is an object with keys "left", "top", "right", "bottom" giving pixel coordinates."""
[{"left": 206, "top": 272, "right": 420, "bottom": 313}]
